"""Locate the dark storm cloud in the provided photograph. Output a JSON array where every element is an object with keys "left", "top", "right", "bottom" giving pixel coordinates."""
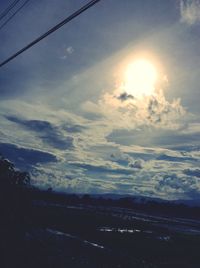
[
  {"left": 183, "top": 169, "right": 200, "bottom": 178},
  {"left": 0, "top": 142, "right": 57, "bottom": 169},
  {"left": 5, "top": 116, "right": 74, "bottom": 150}
]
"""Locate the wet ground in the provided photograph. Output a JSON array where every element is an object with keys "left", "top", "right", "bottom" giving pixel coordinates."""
[{"left": 3, "top": 201, "right": 197, "bottom": 268}]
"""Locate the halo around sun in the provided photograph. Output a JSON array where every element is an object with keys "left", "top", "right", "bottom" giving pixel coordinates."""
[{"left": 124, "top": 59, "right": 158, "bottom": 98}]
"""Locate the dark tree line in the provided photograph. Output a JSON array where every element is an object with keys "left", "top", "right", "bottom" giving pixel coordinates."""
[{"left": 0, "top": 157, "right": 32, "bottom": 253}]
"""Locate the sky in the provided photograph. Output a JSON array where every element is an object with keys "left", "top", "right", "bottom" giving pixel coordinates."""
[{"left": 0, "top": 0, "right": 200, "bottom": 200}]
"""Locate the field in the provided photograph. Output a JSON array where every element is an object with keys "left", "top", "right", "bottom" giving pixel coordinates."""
[{"left": 1, "top": 190, "right": 199, "bottom": 268}]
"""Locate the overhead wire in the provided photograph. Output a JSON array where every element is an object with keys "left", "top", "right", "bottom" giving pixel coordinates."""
[
  {"left": 0, "top": 0, "right": 21, "bottom": 22},
  {"left": 0, "top": 0, "right": 101, "bottom": 68},
  {"left": 0, "top": 0, "right": 31, "bottom": 31}
]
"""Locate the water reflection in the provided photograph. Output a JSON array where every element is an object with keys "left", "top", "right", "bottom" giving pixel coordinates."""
[{"left": 99, "top": 227, "right": 141, "bottom": 233}]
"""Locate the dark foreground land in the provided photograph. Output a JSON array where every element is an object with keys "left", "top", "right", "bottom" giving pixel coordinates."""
[{"left": 0, "top": 187, "right": 200, "bottom": 268}]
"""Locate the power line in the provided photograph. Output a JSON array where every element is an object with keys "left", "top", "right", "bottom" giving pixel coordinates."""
[
  {"left": 0, "top": 0, "right": 101, "bottom": 68},
  {"left": 0, "top": 0, "right": 21, "bottom": 22},
  {"left": 0, "top": 0, "right": 31, "bottom": 31}
]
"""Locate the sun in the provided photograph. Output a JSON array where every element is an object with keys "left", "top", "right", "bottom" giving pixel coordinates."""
[{"left": 124, "top": 59, "right": 158, "bottom": 98}]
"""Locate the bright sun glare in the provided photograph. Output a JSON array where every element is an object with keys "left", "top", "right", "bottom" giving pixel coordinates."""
[{"left": 124, "top": 59, "right": 158, "bottom": 98}]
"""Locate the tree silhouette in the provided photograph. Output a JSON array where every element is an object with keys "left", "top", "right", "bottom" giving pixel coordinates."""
[
  {"left": 0, "top": 157, "right": 30, "bottom": 187},
  {"left": 0, "top": 156, "right": 31, "bottom": 241}
]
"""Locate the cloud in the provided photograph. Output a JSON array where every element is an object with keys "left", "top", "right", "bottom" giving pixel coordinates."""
[
  {"left": 151, "top": 131, "right": 200, "bottom": 147},
  {"left": 66, "top": 46, "right": 74, "bottom": 54},
  {"left": 117, "top": 92, "right": 134, "bottom": 102},
  {"left": 156, "top": 153, "right": 196, "bottom": 163},
  {"left": 183, "top": 168, "right": 200, "bottom": 177},
  {"left": 170, "top": 144, "right": 200, "bottom": 152},
  {"left": 0, "top": 142, "right": 57, "bottom": 170},
  {"left": 83, "top": 88, "right": 185, "bottom": 131},
  {"left": 129, "top": 160, "right": 143, "bottom": 169},
  {"left": 0, "top": 91, "right": 198, "bottom": 201},
  {"left": 60, "top": 46, "right": 74, "bottom": 60},
  {"left": 69, "top": 161, "right": 134, "bottom": 175},
  {"left": 180, "top": 0, "right": 200, "bottom": 25},
  {"left": 5, "top": 116, "right": 74, "bottom": 150},
  {"left": 62, "top": 122, "right": 86, "bottom": 133},
  {"left": 155, "top": 173, "right": 200, "bottom": 199}
]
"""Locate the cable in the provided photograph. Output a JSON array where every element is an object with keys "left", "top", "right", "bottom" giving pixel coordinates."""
[
  {"left": 0, "top": 0, "right": 21, "bottom": 22},
  {"left": 0, "top": 0, "right": 31, "bottom": 31},
  {"left": 0, "top": 0, "right": 101, "bottom": 68}
]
